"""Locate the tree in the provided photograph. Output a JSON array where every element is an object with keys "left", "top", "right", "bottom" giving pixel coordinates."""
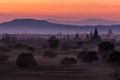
[
  {"left": 0, "top": 47, "right": 10, "bottom": 64},
  {"left": 60, "top": 57, "right": 77, "bottom": 67},
  {"left": 48, "top": 35, "right": 60, "bottom": 49},
  {"left": 77, "top": 51, "right": 88, "bottom": 61},
  {"left": 81, "top": 51, "right": 99, "bottom": 65},
  {"left": 98, "top": 41, "right": 115, "bottom": 52},
  {"left": 1, "top": 34, "right": 17, "bottom": 43},
  {"left": 43, "top": 50, "right": 57, "bottom": 59},
  {"left": 16, "top": 53, "right": 37, "bottom": 68},
  {"left": 107, "top": 51, "right": 120, "bottom": 66},
  {"left": 107, "top": 51, "right": 120, "bottom": 80},
  {"left": 98, "top": 41, "right": 115, "bottom": 61}
]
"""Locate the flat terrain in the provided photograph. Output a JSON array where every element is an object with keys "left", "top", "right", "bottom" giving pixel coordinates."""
[{"left": 0, "top": 55, "right": 116, "bottom": 80}]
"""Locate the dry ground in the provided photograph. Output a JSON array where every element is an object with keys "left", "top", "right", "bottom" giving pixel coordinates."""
[{"left": 0, "top": 55, "right": 117, "bottom": 80}]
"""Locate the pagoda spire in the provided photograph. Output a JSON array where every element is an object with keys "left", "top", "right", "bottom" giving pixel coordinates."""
[
  {"left": 94, "top": 27, "right": 98, "bottom": 36},
  {"left": 108, "top": 28, "right": 113, "bottom": 35}
]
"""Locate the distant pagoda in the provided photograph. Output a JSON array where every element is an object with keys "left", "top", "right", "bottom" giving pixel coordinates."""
[
  {"left": 91, "top": 28, "right": 101, "bottom": 41},
  {"left": 108, "top": 28, "right": 113, "bottom": 35},
  {"left": 85, "top": 31, "right": 93, "bottom": 41},
  {"left": 107, "top": 28, "right": 115, "bottom": 41},
  {"left": 90, "top": 30, "right": 93, "bottom": 36},
  {"left": 74, "top": 33, "right": 80, "bottom": 39}
]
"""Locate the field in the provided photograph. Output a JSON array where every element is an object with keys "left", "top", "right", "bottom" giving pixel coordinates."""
[
  {"left": 0, "top": 35, "right": 120, "bottom": 80},
  {"left": 0, "top": 55, "right": 116, "bottom": 80}
]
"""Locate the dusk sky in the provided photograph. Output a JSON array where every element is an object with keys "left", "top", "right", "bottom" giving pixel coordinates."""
[{"left": 0, "top": 0, "right": 120, "bottom": 22}]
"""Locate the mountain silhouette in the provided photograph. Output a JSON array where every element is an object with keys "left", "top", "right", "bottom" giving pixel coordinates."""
[
  {"left": 0, "top": 19, "right": 82, "bottom": 33},
  {"left": 80, "top": 18, "right": 119, "bottom": 25},
  {"left": 0, "top": 18, "right": 120, "bottom": 34},
  {"left": 47, "top": 18, "right": 120, "bottom": 26}
]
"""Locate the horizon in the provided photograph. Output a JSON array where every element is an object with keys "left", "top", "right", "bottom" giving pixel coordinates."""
[
  {"left": 0, "top": 18, "right": 119, "bottom": 34},
  {"left": 0, "top": 18, "right": 120, "bottom": 25},
  {"left": 0, "top": 0, "right": 120, "bottom": 34},
  {"left": 0, "top": 0, "right": 120, "bottom": 23}
]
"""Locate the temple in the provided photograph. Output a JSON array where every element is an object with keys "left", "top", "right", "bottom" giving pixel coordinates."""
[{"left": 91, "top": 28, "right": 101, "bottom": 41}]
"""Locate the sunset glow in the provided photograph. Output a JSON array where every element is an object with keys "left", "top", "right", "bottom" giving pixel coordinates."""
[{"left": 0, "top": 0, "right": 120, "bottom": 22}]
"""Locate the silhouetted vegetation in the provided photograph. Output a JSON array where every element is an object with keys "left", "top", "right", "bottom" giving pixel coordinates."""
[
  {"left": 61, "top": 43, "right": 71, "bottom": 51},
  {"left": 1, "top": 34, "right": 17, "bottom": 43},
  {"left": 43, "top": 50, "right": 57, "bottom": 58},
  {"left": 107, "top": 51, "right": 120, "bottom": 80},
  {"left": 77, "top": 50, "right": 88, "bottom": 60},
  {"left": 48, "top": 35, "right": 60, "bottom": 49},
  {"left": 60, "top": 57, "right": 77, "bottom": 67},
  {"left": 80, "top": 51, "right": 99, "bottom": 65},
  {"left": 16, "top": 53, "right": 37, "bottom": 68},
  {"left": 98, "top": 41, "right": 115, "bottom": 53},
  {"left": 107, "top": 51, "right": 120, "bottom": 66},
  {"left": 0, "top": 28, "right": 119, "bottom": 80},
  {"left": 98, "top": 41, "right": 115, "bottom": 61}
]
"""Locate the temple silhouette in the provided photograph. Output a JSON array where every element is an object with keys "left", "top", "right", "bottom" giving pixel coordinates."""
[
  {"left": 85, "top": 28, "right": 102, "bottom": 42},
  {"left": 91, "top": 28, "right": 101, "bottom": 41}
]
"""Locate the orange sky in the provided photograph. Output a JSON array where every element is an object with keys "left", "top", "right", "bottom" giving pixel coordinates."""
[{"left": 0, "top": 0, "right": 120, "bottom": 22}]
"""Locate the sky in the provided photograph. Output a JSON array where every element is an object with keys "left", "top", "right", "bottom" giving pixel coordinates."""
[{"left": 0, "top": 0, "right": 120, "bottom": 22}]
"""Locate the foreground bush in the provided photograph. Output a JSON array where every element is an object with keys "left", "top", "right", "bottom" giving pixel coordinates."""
[{"left": 16, "top": 53, "right": 37, "bottom": 68}]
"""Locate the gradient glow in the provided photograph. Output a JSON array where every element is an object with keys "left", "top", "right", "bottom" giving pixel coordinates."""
[{"left": 0, "top": 0, "right": 120, "bottom": 22}]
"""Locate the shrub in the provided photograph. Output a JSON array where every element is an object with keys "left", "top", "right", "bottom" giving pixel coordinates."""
[{"left": 16, "top": 53, "right": 37, "bottom": 68}]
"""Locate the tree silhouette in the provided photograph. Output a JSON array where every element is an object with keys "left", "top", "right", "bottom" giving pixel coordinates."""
[
  {"left": 107, "top": 51, "right": 120, "bottom": 66},
  {"left": 16, "top": 53, "right": 37, "bottom": 68},
  {"left": 60, "top": 57, "right": 77, "bottom": 67},
  {"left": 0, "top": 47, "right": 10, "bottom": 64},
  {"left": 98, "top": 41, "right": 115, "bottom": 52},
  {"left": 98, "top": 41, "right": 115, "bottom": 61},
  {"left": 48, "top": 35, "right": 60, "bottom": 49},
  {"left": 43, "top": 50, "right": 57, "bottom": 59},
  {"left": 77, "top": 50, "right": 88, "bottom": 60},
  {"left": 81, "top": 51, "right": 99, "bottom": 65},
  {"left": 107, "top": 51, "right": 120, "bottom": 80},
  {"left": 1, "top": 34, "right": 17, "bottom": 43}
]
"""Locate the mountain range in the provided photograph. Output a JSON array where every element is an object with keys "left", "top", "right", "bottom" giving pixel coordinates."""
[
  {"left": 47, "top": 18, "right": 120, "bottom": 26},
  {"left": 80, "top": 18, "right": 120, "bottom": 25},
  {"left": 0, "top": 18, "right": 120, "bottom": 34}
]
